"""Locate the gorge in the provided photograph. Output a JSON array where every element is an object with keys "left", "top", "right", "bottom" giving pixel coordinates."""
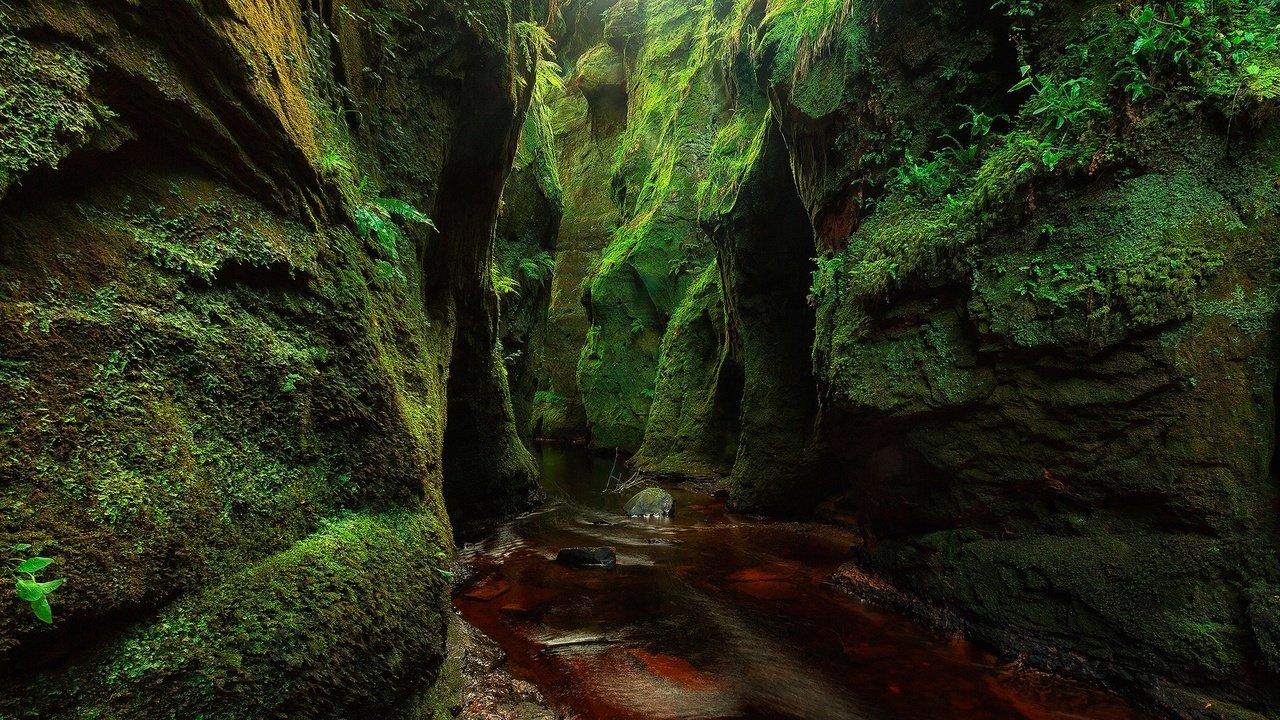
[{"left": 1, "top": 0, "right": 1279, "bottom": 718}]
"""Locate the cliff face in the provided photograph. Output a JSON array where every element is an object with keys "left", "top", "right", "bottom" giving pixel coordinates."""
[
  {"left": 0, "top": 0, "right": 539, "bottom": 716},
  {"left": 784, "top": 3, "right": 1280, "bottom": 714},
  {"left": 523, "top": 0, "right": 1280, "bottom": 714},
  {"left": 4, "top": 0, "right": 1280, "bottom": 716}
]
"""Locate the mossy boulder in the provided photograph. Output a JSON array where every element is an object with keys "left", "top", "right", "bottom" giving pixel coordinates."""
[
  {"left": 574, "top": 44, "right": 626, "bottom": 97},
  {"left": 623, "top": 487, "right": 674, "bottom": 517},
  {"left": 6, "top": 510, "right": 454, "bottom": 719}
]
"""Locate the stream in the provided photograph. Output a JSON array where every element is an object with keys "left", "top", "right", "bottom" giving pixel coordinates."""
[{"left": 454, "top": 445, "right": 1155, "bottom": 720}]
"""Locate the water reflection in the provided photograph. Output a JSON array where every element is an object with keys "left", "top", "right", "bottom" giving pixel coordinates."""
[{"left": 455, "top": 445, "right": 1152, "bottom": 720}]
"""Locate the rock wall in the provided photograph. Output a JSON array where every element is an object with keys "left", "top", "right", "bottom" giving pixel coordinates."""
[
  {"left": 785, "top": 2, "right": 1280, "bottom": 715},
  {"left": 0, "top": 0, "right": 540, "bottom": 716},
  {"left": 522, "top": 0, "right": 1280, "bottom": 714}
]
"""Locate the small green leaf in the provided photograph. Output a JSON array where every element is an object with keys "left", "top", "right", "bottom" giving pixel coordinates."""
[
  {"left": 10, "top": 544, "right": 31, "bottom": 552},
  {"left": 1247, "top": 64, "right": 1261, "bottom": 75},
  {"left": 1009, "top": 76, "right": 1036, "bottom": 92},
  {"left": 38, "top": 578, "right": 65, "bottom": 595},
  {"left": 15, "top": 578, "right": 43, "bottom": 602},
  {"left": 30, "top": 595, "right": 52, "bottom": 624},
  {"left": 14, "top": 557, "right": 53, "bottom": 574}
]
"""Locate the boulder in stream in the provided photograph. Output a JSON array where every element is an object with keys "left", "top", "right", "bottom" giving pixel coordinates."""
[
  {"left": 624, "top": 487, "right": 674, "bottom": 517},
  {"left": 555, "top": 547, "right": 617, "bottom": 569}
]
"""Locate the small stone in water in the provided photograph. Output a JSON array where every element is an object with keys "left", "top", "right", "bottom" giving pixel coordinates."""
[
  {"left": 624, "top": 487, "right": 674, "bottom": 517},
  {"left": 555, "top": 547, "right": 616, "bottom": 568}
]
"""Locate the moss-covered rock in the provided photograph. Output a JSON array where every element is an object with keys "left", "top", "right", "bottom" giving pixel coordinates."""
[
  {"left": 6, "top": 510, "right": 453, "bottom": 719},
  {"left": 631, "top": 263, "right": 740, "bottom": 479},
  {"left": 575, "top": 0, "right": 742, "bottom": 451},
  {"left": 0, "top": 0, "right": 541, "bottom": 714},
  {"left": 780, "top": 0, "right": 1280, "bottom": 712},
  {"left": 534, "top": 0, "right": 1280, "bottom": 712}
]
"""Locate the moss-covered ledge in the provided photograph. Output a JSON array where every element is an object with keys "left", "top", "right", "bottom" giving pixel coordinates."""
[{"left": 2, "top": 509, "right": 454, "bottom": 720}]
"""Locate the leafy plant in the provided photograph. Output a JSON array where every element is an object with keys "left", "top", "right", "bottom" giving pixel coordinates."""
[
  {"left": 491, "top": 262, "right": 520, "bottom": 296},
  {"left": 940, "top": 104, "right": 1007, "bottom": 165},
  {"left": 353, "top": 190, "right": 436, "bottom": 282},
  {"left": 1011, "top": 74, "right": 1109, "bottom": 133},
  {"left": 992, "top": 0, "right": 1044, "bottom": 18},
  {"left": 434, "top": 549, "right": 453, "bottom": 579},
  {"left": 1115, "top": 1, "right": 1279, "bottom": 99},
  {"left": 9, "top": 544, "right": 65, "bottom": 624},
  {"left": 1006, "top": 71, "right": 1108, "bottom": 170},
  {"left": 318, "top": 148, "right": 352, "bottom": 176},
  {"left": 518, "top": 251, "right": 556, "bottom": 288},
  {"left": 809, "top": 252, "right": 847, "bottom": 303},
  {"left": 888, "top": 149, "right": 955, "bottom": 200}
]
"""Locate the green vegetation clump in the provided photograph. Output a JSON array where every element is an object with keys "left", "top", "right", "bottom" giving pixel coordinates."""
[
  {"left": 0, "top": 30, "right": 113, "bottom": 195},
  {"left": 8, "top": 545, "right": 64, "bottom": 624},
  {"left": 514, "top": 21, "right": 566, "bottom": 207},
  {"left": 355, "top": 193, "right": 437, "bottom": 282}
]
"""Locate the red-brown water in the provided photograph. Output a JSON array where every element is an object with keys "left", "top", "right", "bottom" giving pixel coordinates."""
[{"left": 454, "top": 446, "right": 1156, "bottom": 720}]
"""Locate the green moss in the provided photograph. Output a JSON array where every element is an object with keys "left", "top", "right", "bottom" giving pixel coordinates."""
[
  {"left": 0, "top": 28, "right": 113, "bottom": 196},
  {"left": 0, "top": 2, "right": 524, "bottom": 714},
  {"left": 578, "top": 0, "right": 766, "bottom": 449},
  {"left": 6, "top": 510, "right": 452, "bottom": 720},
  {"left": 632, "top": 263, "right": 738, "bottom": 477},
  {"left": 1199, "top": 285, "right": 1280, "bottom": 336}
]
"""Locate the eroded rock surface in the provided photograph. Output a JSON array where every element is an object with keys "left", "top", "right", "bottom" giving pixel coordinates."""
[{"left": 0, "top": 1, "right": 543, "bottom": 716}]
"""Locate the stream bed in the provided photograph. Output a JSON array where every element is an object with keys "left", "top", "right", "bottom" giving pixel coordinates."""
[{"left": 454, "top": 445, "right": 1155, "bottom": 720}]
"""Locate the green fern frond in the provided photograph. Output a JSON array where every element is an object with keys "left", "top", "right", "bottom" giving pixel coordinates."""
[
  {"left": 491, "top": 262, "right": 521, "bottom": 296},
  {"left": 355, "top": 195, "right": 436, "bottom": 264},
  {"left": 371, "top": 196, "right": 437, "bottom": 229},
  {"left": 517, "top": 250, "right": 556, "bottom": 287}
]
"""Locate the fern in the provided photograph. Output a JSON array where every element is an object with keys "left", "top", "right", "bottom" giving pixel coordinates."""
[
  {"left": 513, "top": 21, "right": 565, "bottom": 203},
  {"left": 491, "top": 262, "right": 521, "bottom": 296},
  {"left": 355, "top": 194, "right": 436, "bottom": 262},
  {"left": 518, "top": 250, "right": 556, "bottom": 287},
  {"left": 372, "top": 196, "right": 434, "bottom": 227},
  {"left": 514, "top": 21, "right": 557, "bottom": 82}
]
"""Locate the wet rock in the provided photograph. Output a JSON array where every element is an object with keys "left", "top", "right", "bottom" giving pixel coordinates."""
[
  {"left": 624, "top": 488, "right": 674, "bottom": 517},
  {"left": 451, "top": 615, "right": 565, "bottom": 719},
  {"left": 555, "top": 547, "right": 616, "bottom": 568}
]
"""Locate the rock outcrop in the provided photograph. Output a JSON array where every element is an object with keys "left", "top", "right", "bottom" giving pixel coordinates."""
[
  {"left": 519, "top": 0, "right": 1280, "bottom": 715},
  {"left": 0, "top": 0, "right": 543, "bottom": 716}
]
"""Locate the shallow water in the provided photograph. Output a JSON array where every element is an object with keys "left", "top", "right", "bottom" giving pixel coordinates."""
[{"left": 454, "top": 445, "right": 1155, "bottom": 720}]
